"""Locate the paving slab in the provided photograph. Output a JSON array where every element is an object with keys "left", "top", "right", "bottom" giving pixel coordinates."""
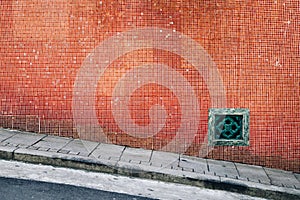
[
  {"left": 235, "top": 163, "right": 270, "bottom": 184},
  {"left": 179, "top": 155, "right": 208, "bottom": 173},
  {"left": 0, "top": 129, "right": 17, "bottom": 142},
  {"left": 154, "top": 166, "right": 222, "bottom": 188},
  {"left": 2, "top": 132, "right": 45, "bottom": 147},
  {"left": 13, "top": 147, "right": 118, "bottom": 172},
  {"left": 220, "top": 176, "right": 300, "bottom": 199},
  {"left": 120, "top": 147, "right": 152, "bottom": 163},
  {"left": 33, "top": 135, "right": 72, "bottom": 152},
  {"left": 265, "top": 168, "right": 300, "bottom": 189},
  {"left": 0, "top": 145, "right": 17, "bottom": 159},
  {"left": 150, "top": 150, "right": 179, "bottom": 167},
  {"left": 295, "top": 173, "right": 300, "bottom": 182},
  {"left": 207, "top": 159, "right": 239, "bottom": 178},
  {"left": 60, "top": 139, "right": 98, "bottom": 157},
  {"left": 91, "top": 143, "right": 124, "bottom": 161},
  {"left": 0, "top": 128, "right": 299, "bottom": 200},
  {"left": 14, "top": 147, "right": 63, "bottom": 161}
]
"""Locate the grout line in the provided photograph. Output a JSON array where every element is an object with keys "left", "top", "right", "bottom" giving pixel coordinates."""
[
  {"left": 206, "top": 159, "right": 210, "bottom": 172},
  {"left": 0, "top": 133, "right": 18, "bottom": 143},
  {"left": 57, "top": 138, "right": 74, "bottom": 152},
  {"left": 11, "top": 147, "right": 19, "bottom": 160},
  {"left": 30, "top": 134, "right": 48, "bottom": 146},
  {"left": 148, "top": 150, "right": 153, "bottom": 163},
  {"left": 234, "top": 162, "right": 241, "bottom": 177},
  {"left": 88, "top": 142, "right": 101, "bottom": 157},
  {"left": 117, "top": 146, "right": 126, "bottom": 162},
  {"left": 262, "top": 167, "right": 272, "bottom": 185}
]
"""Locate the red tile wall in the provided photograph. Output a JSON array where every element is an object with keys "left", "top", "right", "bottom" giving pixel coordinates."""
[{"left": 0, "top": 0, "right": 299, "bottom": 172}]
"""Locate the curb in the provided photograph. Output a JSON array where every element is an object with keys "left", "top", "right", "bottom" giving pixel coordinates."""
[{"left": 0, "top": 146, "right": 299, "bottom": 200}]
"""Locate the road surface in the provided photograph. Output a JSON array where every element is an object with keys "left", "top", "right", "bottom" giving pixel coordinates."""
[
  {"left": 0, "top": 176, "right": 151, "bottom": 200},
  {"left": 0, "top": 159, "right": 267, "bottom": 200}
]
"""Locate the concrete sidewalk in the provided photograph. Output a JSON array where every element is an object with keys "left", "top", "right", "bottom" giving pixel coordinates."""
[{"left": 0, "top": 128, "right": 299, "bottom": 200}]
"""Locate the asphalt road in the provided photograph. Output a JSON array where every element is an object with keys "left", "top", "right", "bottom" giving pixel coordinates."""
[{"left": 0, "top": 176, "right": 153, "bottom": 200}]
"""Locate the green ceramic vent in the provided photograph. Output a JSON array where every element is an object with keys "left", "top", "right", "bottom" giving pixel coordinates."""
[{"left": 208, "top": 108, "right": 249, "bottom": 146}]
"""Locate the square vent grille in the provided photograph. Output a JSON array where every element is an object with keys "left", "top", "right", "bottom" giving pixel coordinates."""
[{"left": 208, "top": 108, "right": 249, "bottom": 146}]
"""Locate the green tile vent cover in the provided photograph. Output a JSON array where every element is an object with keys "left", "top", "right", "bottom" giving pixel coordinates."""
[{"left": 208, "top": 108, "right": 249, "bottom": 146}]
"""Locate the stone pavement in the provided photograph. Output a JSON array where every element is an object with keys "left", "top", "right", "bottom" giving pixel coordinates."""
[{"left": 0, "top": 128, "right": 299, "bottom": 200}]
